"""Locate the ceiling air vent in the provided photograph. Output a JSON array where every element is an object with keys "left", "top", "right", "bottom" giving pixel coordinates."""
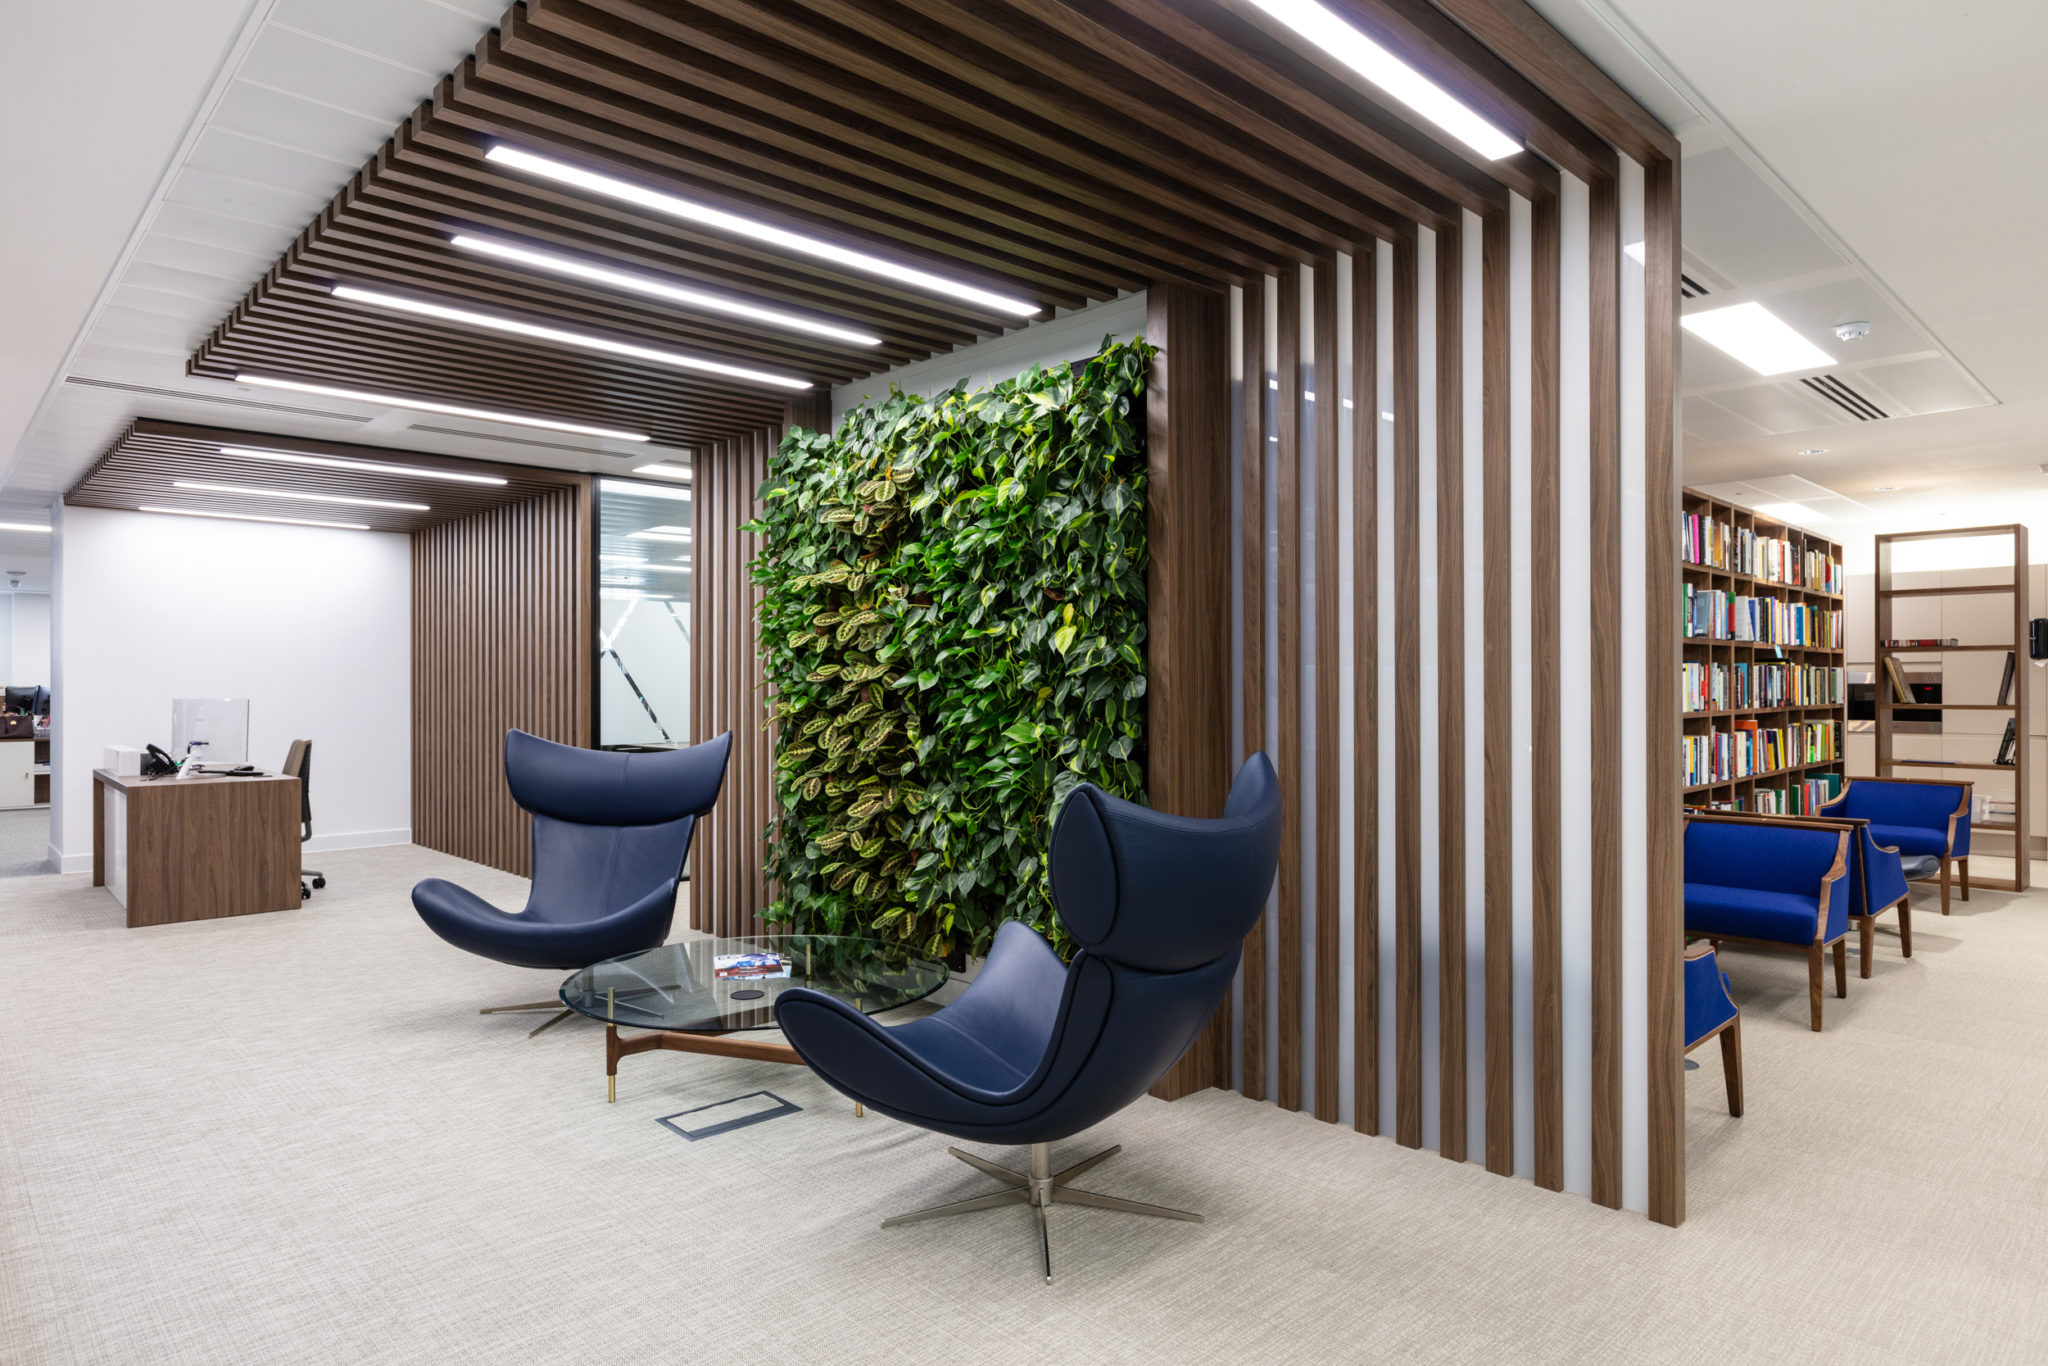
[
  {"left": 63, "top": 376, "right": 371, "bottom": 423},
  {"left": 1680, "top": 273, "right": 1710, "bottom": 299},
  {"left": 1799, "top": 373, "right": 1889, "bottom": 422}
]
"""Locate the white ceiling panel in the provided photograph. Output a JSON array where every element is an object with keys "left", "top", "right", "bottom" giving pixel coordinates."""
[
  {"left": 1681, "top": 396, "right": 1771, "bottom": 445},
  {"left": 145, "top": 202, "right": 301, "bottom": 259},
  {"left": 1679, "top": 147, "right": 1841, "bottom": 287},
  {"left": 1704, "top": 381, "right": 1850, "bottom": 437},
  {"left": 128, "top": 233, "right": 275, "bottom": 281},
  {"left": 269, "top": 0, "right": 492, "bottom": 72},
  {"left": 116, "top": 263, "right": 249, "bottom": 308},
  {"left": 162, "top": 165, "right": 324, "bottom": 231},
  {"left": 209, "top": 80, "right": 395, "bottom": 160},
  {"left": 1848, "top": 357, "right": 1987, "bottom": 418},
  {"left": 188, "top": 126, "right": 360, "bottom": 200},
  {"left": 237, "top": 25, "right": 451, "bottom": 123}
]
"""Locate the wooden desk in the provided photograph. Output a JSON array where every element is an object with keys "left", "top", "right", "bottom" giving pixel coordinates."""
[{"left": 92, "top": 768, "right": 301, "bottom": 927}]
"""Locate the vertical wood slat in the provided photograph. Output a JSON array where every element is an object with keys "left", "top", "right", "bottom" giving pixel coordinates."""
[
  {"left": 1275, "top": 266, "right": 1304, "bottom": 1114},
  {"left": 1241, "top": 277, "right": 1269, "bottom": 1106},
  {"left": 1392, "top": 236, "right": 1423, "bottom": 1150},
  {"left": 1588, "top": 174, "right": 1624, "bottom": 1210},
  {"left": 411, "top": 482, "right": 592, "bottom": 877},
  {"left": 1313, "top": 259, "right": 1342, "bottom": 1125},
  {"left": 1435, "top": 219, "right": 1467, "bottom": 1162},
  {"left": 1144, "top": 283, "right": 1235, "bottom": 1101},
  {"left": 1530, "top": 191, "right": 1565, "bottom": 1192},
  {"left": 1351, "top": 244, "right": 1381, "bottom": 1137},
  {"left": 1481, "top": 209, "right": 1515, "bottom": 1177},
  {"left": 1645, "top": 153, "right": 1685, "bottom": 1228}
]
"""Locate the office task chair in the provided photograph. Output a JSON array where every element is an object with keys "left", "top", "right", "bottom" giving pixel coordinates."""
[
  {"left": 775, "top": 754, "right": 1281, "bottom": 1282},
  {"left": 281, "top": 740, "right": 324, "bottom": 900},
  {"left": 412, "top": 729, "right": 732, "bottom": 1037}
]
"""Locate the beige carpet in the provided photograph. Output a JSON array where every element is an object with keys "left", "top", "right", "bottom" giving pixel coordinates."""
[
  {"left": 0, "top": 807, "right": 48, "bottom": 878},
  {"left": 3, "top": 845, "right": 2046, "bottom": 1365}
]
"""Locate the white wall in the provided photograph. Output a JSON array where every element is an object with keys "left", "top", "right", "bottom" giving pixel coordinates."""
[
  {"left": 6, "top": 592, "right": 52, "bottom": 685},
  {"left": 830, "top": 293, "right": 1148, "bottom": 421},
  {"left": 48, "top": 506, "right": 411, "bottom": 872}
]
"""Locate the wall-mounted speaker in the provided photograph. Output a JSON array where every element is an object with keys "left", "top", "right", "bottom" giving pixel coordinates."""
[{"left": 2030, "top": 617, "right": 2048, "bottom": 661}]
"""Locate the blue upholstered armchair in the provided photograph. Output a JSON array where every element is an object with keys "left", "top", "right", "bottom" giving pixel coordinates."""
[
  {"left": 1683, "top": 817, "right": 1851, "bottom": 1031},
  {"left": 775, "top": 754, "right": 1282, "bottom": 1282},
  {"left": 412, "top": 729, "right": 731, "bottom": 1034},
  {"left": 1684, "top": 943, "right": 1742, "bottom": 1116},
  {"left": 1818, "top": 777, "right": 1971, "bottom": 915},
  {"left": 1697, "top": 812, "right": 1913, "bottom": 978}
]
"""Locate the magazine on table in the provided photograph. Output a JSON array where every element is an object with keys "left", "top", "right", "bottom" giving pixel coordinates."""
[{"left": 714, "top": 952, "right": 790, "bottom": 980}]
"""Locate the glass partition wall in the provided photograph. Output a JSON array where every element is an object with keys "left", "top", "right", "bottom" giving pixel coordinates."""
[{"left": 597, "top": 471, "right": 694, "bottom": 749}]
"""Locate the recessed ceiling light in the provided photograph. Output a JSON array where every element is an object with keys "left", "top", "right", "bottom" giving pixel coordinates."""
[
  {"left": 1243, "top": 0, "right": 1523, "bottom": 160},
  {"left": 1755, "top": 501, "right": 1830, "bottom": 525},
  {"left": 448, "top": 234, "right": 883, "bottom": 347},
  {"left": 603, "top": 478, "right": 690, "bottom": 502},
  {"left": 173, "top": 480, "right": 428, "bottom": 511},
  {"left": 1798, "top": 448, "right": 1828, "bottom": 456},
  {"left": 235, "top": 374, "right": 650, "bottom": 442},
  {"left": 485, "top": 145, "right": 1041, "bottom": 318},
  {"left": 0, "top": 522, "right": 51, "bottom": 533},
  {"left": 330, "top": 285, "right": 811, "bottom": 390},
  {"left": 630, "top": 525, "right": 693, "bottom": 543},
  {"left": 1681, "top": 302, "right": 1834, "bottom": 376},
  {"left": 219, "top": 446, "right": 509, "bottom": 486},
  {"left": 630, "top": 462, "right": 693, "bottom": 482},
  {"left": 139, "top": 505, "right": 369, "bottom": 531}
]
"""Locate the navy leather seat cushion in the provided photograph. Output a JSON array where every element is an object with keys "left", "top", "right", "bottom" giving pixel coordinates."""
[
  {"left": 1863, "top": 823, "right": 1947, "bottom": 858},
  {"left": 1683, "top": 882, "right": 1821, "bottom": 945}
]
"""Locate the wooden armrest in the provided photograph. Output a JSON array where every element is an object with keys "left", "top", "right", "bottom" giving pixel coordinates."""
[{"left": 1684, "top": 942, "right": 1715, "bottom": 960}]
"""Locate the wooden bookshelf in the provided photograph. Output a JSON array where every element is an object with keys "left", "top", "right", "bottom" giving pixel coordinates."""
[
  {"left": 1680, "top": 488, "right": 1847, "bottom": 814},
  {"left": 1874, "top": 524, "right": 2030, "bottom": 892}
]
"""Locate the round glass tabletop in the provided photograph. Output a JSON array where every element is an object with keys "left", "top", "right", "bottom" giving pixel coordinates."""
[{"left": 558, "top": 934, "right": 948, "bottom": 1034}]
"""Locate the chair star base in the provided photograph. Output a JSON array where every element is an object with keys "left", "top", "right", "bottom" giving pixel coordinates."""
[
  {"left": 880, "top": 1143, "right": 1200, "bottom": 1283},
  {"left": 478, "top": 999, "right": 574, "bottom": 1038}
]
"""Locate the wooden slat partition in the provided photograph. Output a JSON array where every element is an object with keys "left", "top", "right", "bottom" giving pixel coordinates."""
[
  {"left": 1435, "top": 219, "right": 1468, "bottom": 1162},
  {"left": 1588, "top": 176, "right": 1624, "bottom": 1209},
  {"left": 1352, "top": 246, "right": 1381, "bottom": 1139},
  {"left": 1529, "top": 191, "right": 1565, "bottom": 1192},
  {"left": 689, "top": 426, "right": 779, "bottom": 939},
  {"left": 1392, "top": 236, "right": 1423, "bottom": 1151},
  {"left": 1144, "top": 283, "right": 1234, "bottom": 1101},
  {"left": 1480, "top": 209, "right": 1515, "bottom": 1177},
  {"left": 412, "top": 481, "right": 593, "bottom": 875}
]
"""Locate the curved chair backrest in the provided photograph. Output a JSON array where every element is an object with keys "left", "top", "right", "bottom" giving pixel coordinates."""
[
  {"left": 1825, "top": 779, "right": 1969, "bottom": 847},
  {"left": 1685, "top": 818, "right": 1849, "bottom": 942},
  {"left": 986, "top": 755, "right": 1281, "bottom": 1137},
  {"left": 507, "top": 729, "right": 732, "bottom": 924}
]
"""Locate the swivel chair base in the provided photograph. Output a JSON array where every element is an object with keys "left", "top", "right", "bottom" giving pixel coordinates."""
[
  {"left": 881, "top": 1143, "right": 1200, "bottom": 1283},
  {"left": 479, "top": 999, "right": 574, "bottom": 1038}
]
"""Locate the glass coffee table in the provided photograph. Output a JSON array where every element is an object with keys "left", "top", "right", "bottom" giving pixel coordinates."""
[{"left": 560, "top": 935, "right": 947, "bottom": 1103}]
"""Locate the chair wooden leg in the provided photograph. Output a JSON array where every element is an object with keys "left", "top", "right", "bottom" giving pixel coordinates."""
[
  {"left": 1719, "top": 1019, "right": 1744, "bottom": 1117},
  {"left": 1808, "top": 942, "right": 1824, "bottom": 1031},
  {"left": 1961, "top": 856, "right": 1969, "bottom": 901},
  {"left": 1898, "top": 901, "right": 1913, "bottom": 958},
  {"left": 1940, "top": 858, "right": 1951, "bottom": 915},
  {"left": 1833, "top": 938, "right": 1847, "bottom": 998},
  {"left": 1857, "top": 916, "right": 1874, "bottom": 979}
]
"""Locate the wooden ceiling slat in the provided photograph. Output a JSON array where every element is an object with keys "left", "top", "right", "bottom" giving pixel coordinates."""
[
  {"left": 486, "top": 16, "right": 1229, "bottom": 287},
  {"left": 548, "top": 0, "right": 1324, "bottom": 269},
  {"left": 460, "top": 35, "right": 1160, "bottom": 298},
  {"left": 68, "top": 420, "right": 595, "bottom": 535}
]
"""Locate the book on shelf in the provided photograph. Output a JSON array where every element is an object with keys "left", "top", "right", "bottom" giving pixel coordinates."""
[
  {"left": 1882, "top": 656, "right": 1915, "bottom": 704},
  {"left": 1883, "top": 638, "right": 1959, "bottom": 647},
  {"left": 1998, "top": 650, "right": 2017, "bottom": 706},
  {"left": 1996, "top": 718, "right": 2017, "bottom": 767}
]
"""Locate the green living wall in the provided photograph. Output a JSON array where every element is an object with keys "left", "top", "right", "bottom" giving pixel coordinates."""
[{"left": 749, "top": 339, "right": 1156, "bottom": 961}]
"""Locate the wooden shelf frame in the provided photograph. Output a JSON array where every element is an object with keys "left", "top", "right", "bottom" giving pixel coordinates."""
[
  {"left": 1874, "top": 524, "right": 2030, "bottom": 891},
  {"left": 1680, "top": 488, "right": 1847, "bottom": 813}
]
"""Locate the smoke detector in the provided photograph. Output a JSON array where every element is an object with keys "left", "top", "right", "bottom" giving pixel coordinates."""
[{"left": 1834, "top": 321, "right": 1872, "bottom": 343}]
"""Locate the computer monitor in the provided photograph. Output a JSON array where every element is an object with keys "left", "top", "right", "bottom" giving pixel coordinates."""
[
  {"left": 171, "top": 698, "right": 250, "bottom": 766},
  {"left": 33, "top": 686, "right": 49, "bottom": 717},
  {"left": 3, "top": 685, "right": 33, "bottom": 714}
]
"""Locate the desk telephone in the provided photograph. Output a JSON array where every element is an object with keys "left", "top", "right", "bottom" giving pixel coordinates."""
[{"left": 140, "top": 743, "right": 263, "bottom": 779}]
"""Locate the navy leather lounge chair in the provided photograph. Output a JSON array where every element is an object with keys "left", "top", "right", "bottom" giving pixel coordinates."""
[
  {"left": 412, "top": 729, "right": 731, "bottom": 1035},
  {"left": 775, "top": 754, "right": 1281, "bottom": 1283}
]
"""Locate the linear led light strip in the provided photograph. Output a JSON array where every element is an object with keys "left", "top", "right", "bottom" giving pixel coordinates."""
[
  {"left": 485, "top": 145, "right": 1041, "bottom": 318},
  {"left": 0, "top": 522, "right": 51, "bottom": 533},
  {"left": 234, "top": 375, "right": 650, "bottom": 443},
  {"left": 1244, "top": 1, "right": 1522, "bottom": 161},
  {"left": 218, "top": 446, "right": 508, "bottom": 487},
  {"left": 330, "top": 285, "right": 811, "bottom": 391},
  {"left": 449, "top": 234, "right": 883, "bottom": 347},
  {"left": 139, "top": 505, "right": 370, "bottom": 531},
  {"left": 174, "top": 480, "right": 428, "bottom": 512}
]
